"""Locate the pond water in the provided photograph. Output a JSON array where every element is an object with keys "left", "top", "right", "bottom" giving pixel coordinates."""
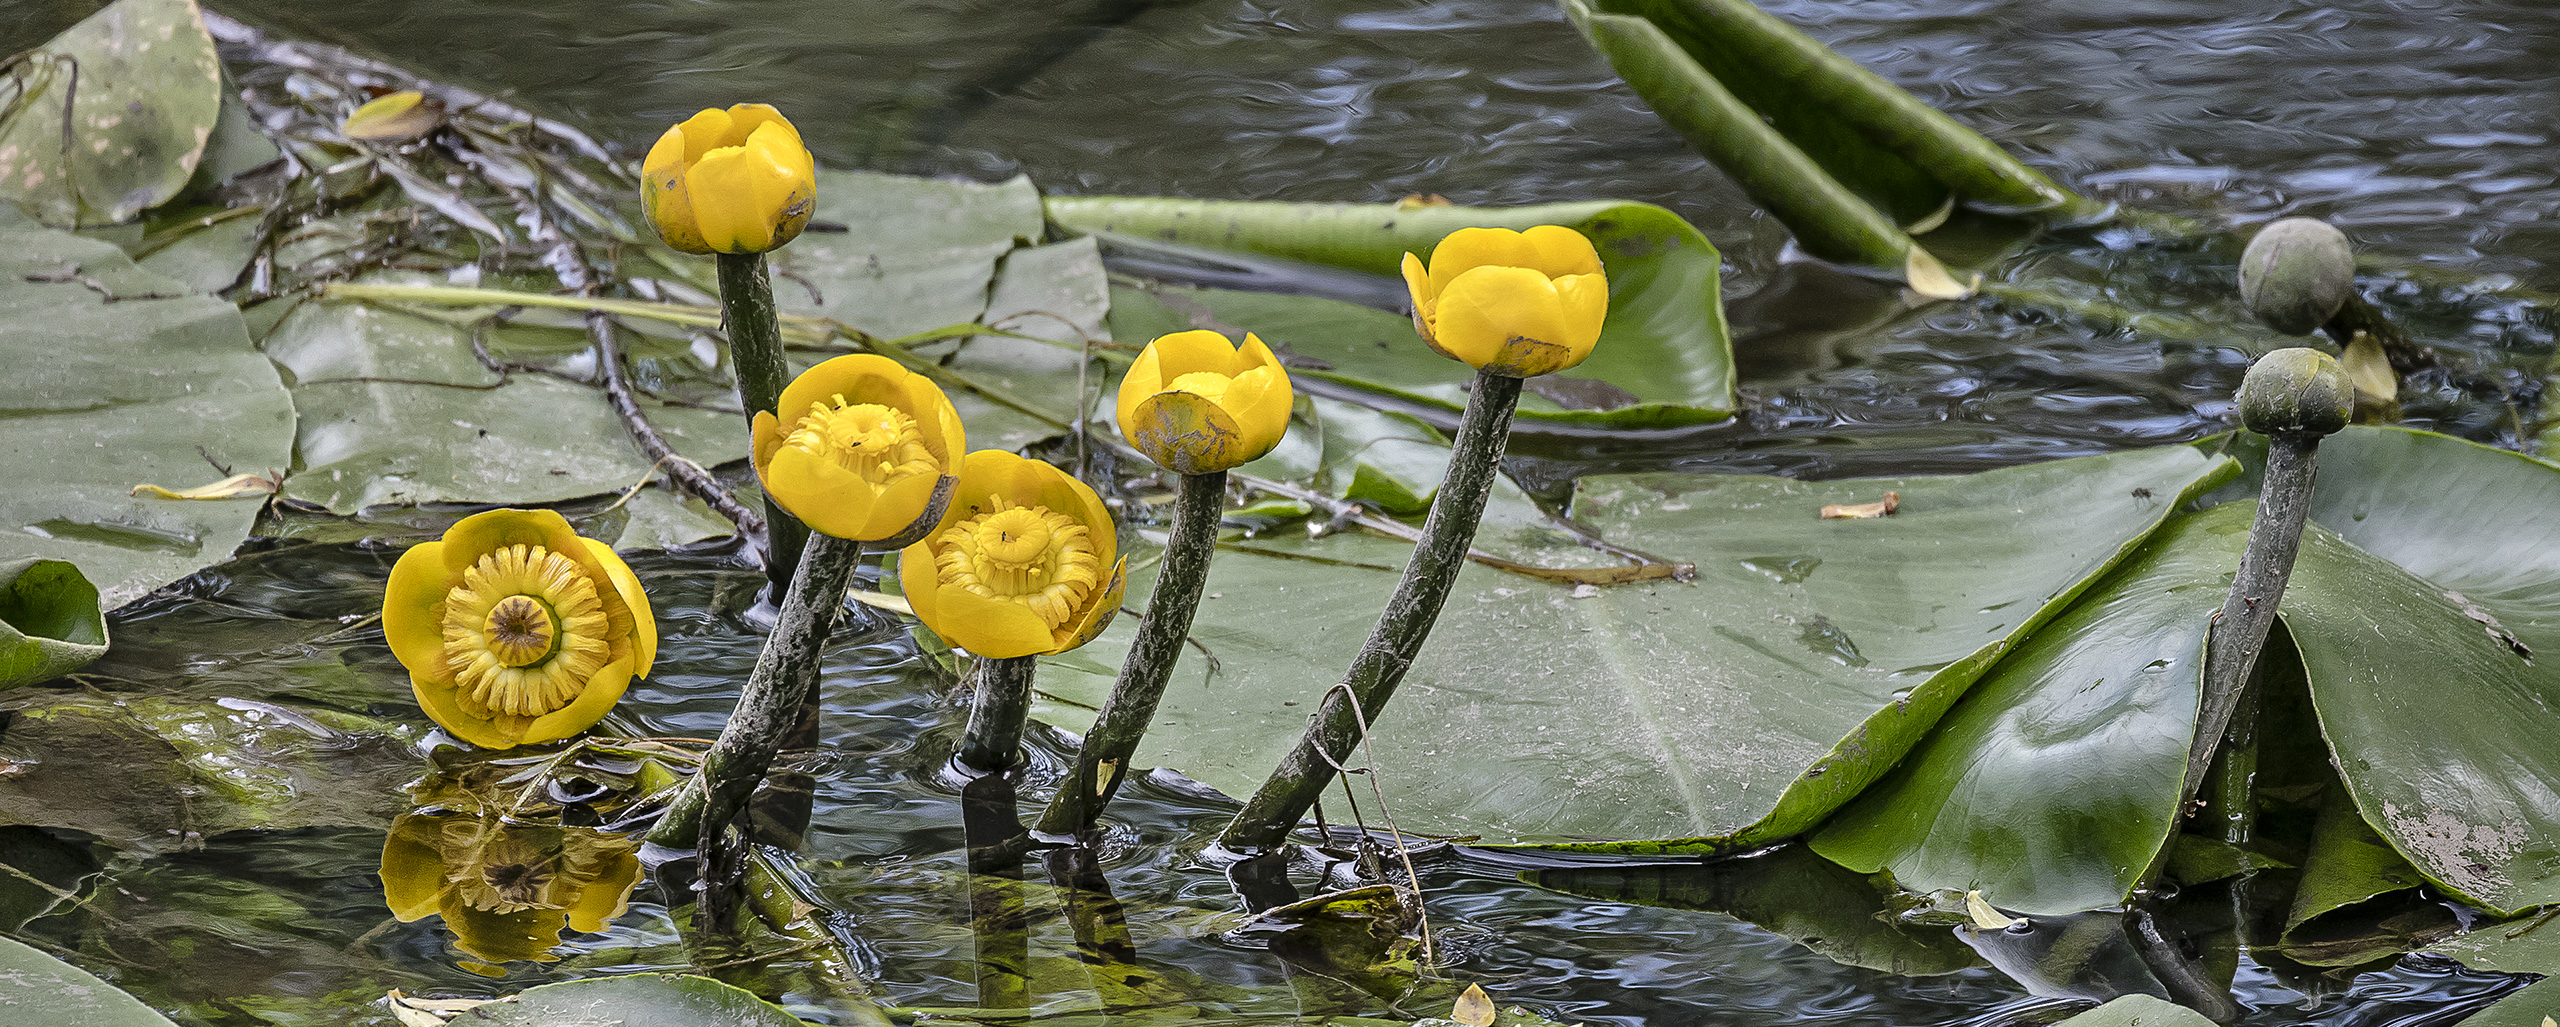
[{"left": 7, "top": 0, "right": 2558, "bottom": 1024}]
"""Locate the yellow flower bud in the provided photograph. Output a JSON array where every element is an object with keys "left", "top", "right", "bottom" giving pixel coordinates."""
[
  {"left": 751, "top": 354, "right": 966, "bottom": 545},
  {"left": 1115, "top": 329, "right": 1293, "bottom": 475},
  {"left": 641, "top": 104, "right": 817, "bottom": 255},
  {"left": 381, "top": 509, "right": 657, "bottom": 749},
  {"left": 899, "top": 451, "right": 1127, "bottom": 659},
  {"left": 1399, "top": 225, "right": 1609, "bottom": 378}
]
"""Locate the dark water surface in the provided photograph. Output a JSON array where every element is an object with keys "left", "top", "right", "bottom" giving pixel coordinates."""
[{"left": 8, "top": 0, "right": 2559, "bottom": 1023}]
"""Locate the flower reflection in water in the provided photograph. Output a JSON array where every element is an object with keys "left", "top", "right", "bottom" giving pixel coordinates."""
[{"left": 380, "top": 810, "right": 641, "bottom": 972}]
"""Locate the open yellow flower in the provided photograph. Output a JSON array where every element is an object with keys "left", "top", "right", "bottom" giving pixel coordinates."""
[
  {"left": 899, "top": 451, "right": 1126, "bottom": 659},
  {"left": 1115, "top": 329, "right": 1293, "bottom": 475},
  {"left": 382, "top": 509, "right": 656, "bottom": 750},
  {"left": 1400, "top": 225, "right": 1610, "bottom": 378},
  {"left": 381, "top": 811, "right": 641, "bottom": 966},
  {"left": 752, "top": 354, "right": 965, "bottom": 545},
  {"left": 642, "top": 103, "right": 817, "bottom": 255}
]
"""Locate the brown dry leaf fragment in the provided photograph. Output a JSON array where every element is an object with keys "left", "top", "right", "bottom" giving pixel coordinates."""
[
  {"left": 1819, "top": 491, "right": 1900, "bottom": 520},
  {"left": 2342, "top": 330, "right": 2399, "bottom": 404},
  {"left": 1453, "top": 982, "right": 1497, "bottom": 1026},
  {"left": 130, "top": 470, "right": 283, "bottom": 500},
  {"left": 385, "top": 989, "right": 490, "bottom": 1026}
]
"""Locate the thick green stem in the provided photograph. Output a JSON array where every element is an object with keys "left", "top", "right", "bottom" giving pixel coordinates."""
[
  {"left": 648, "top": 533, "right": 862, "bottom": 851},
  {"left": 2182, "top": 435, "right": 2319, "bottom": 809},
  {"left": 959, "top": 656, "right": 1039, "bottom": 773},
  {"left": 1036, "top": 469, "right": 1227, "bottom": 837},
  {"left": 1220, "top": 371, "right": 1524, "bottom": 853},
  {"left": 716, "top": 250, "right": 809, "bottom": 597}
]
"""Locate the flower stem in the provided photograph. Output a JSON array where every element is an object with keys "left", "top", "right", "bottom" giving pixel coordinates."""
[
  {"left": 959, "top": 655, "right": 1040, "bottom": 773},
  {"left": 1035, "top": 469, "right": 1227, "bottom": 838},
  {"left": 1219, "top": 370, "right": 1524, "bottom": 853},
  {"left": 647, "top": 532, "right": 862, "bottom": 851},
  {"left": 2182, "top": 433, "right": 2321, "bottom": 811},
  {"left": 716, "top": 250, "right": 810, "bottom": 598}
]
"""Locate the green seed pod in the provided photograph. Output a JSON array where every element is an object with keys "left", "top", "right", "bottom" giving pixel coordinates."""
[
  {"left": 2238, "top": 218, "right": 2355, "bottom": 335},
  {"left": 2236, "top": 347, "right": 2352, "bottom": 437}
]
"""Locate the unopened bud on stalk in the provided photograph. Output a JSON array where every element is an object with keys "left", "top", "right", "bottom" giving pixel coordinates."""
[
  {"left": 2238, "top": 218, "right": 2355, "bottom": 335},
  {"left": 2236, "top": 347, "right": 2352, "bottom": 437}
]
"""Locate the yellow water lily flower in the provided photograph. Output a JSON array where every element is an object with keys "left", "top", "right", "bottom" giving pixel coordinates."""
[
  {"left": 752, "top": 353, "right": 966, "bottom": 544},
  {"left": 899, "top": 451, "right": 1126, "bottom": 659},
  {"left": 382, "top": 509, "right": 657, "bottom": 750},
  {"left": 381, "top": 811, "right": 641, "bottom": 966},
  {"left": 1115, "top": 329, "right": 1293, "bottom": 475},
  {"left": 1399, "top": 225, "right": 1609, "bottom": 378},
  {"left": 641, "top": 103, "right": 817, "bottom": 254}
]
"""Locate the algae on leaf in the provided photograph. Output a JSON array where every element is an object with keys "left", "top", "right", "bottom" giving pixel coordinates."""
[{"left": 0, "top": 0, "right": 223, "bottom": 226}]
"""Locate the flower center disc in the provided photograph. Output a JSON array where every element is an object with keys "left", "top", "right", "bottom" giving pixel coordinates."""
[
  {"left": 934, "top": 500, "right": 1102, "bottom": 630},
  {"left": 440, "top": 544, "right": 616, "bottom": 719},
  {"left": 786, "top": 399, "right": 939, "bottom": 485}
]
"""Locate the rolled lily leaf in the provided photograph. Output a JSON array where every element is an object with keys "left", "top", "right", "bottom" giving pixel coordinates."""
[
  {"left": 1561, "top": 0, "right": 2101, "bottom": 288},
  {"left": 1055, "top": 196, "right": 1734, "bottom": 425},
  {"left": 0, "top": 558, "right": 109, "bottom": 689},
  {"left": 0, "top": 0, "right": 223, "bottom": 225}
]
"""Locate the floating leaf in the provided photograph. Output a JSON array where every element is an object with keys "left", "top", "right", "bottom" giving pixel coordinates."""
[
  {"left": 1521, "top": 844, "right": 1982, "bottom": 975},
  {"left": 0, "top": 935, "right": 178, "bottom": 1027},
  {"left": 0, "top": 215, "right": 294, "bottom": 607},
  {"left": 2049, "top": 994, "right": 2220, "bottom": 1027},
  {"left": 0, "top": 557, "right": 108, "bottom": 688},
  {"left": 450, "top": 973, "right": 824, "bottom": 1026},
  {"left": 0, "top": 0, "right": 223, "bottom": 224}
]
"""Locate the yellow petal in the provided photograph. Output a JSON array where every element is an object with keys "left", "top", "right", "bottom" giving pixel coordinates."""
[
  {"left": 642, "top": 123, "right": 689, "bottom": 182},
  {"left": 1434, "top": 265, "right": 1572, "bottom": 376},
  {"left": 1115, "top": 342, "right": 1170, "bottom": 432},
  {"left": 765, "top": 444, "right": 881, "bottom": 541},
  {"left": 1401, "top": 250, "right": 1436, "bottom": 322},
  {"left": 413, "top": 673, "right": 520, "bottom": 749},
  {"left": 1130, "top": 391, "right": 1248, "bottom": 474},
  {"left": 1145, "top": 329, "right": 1247, "bottom": 380},
  {"left": 685, "top": 145, "right": 772, "bottom": 253},
  {"left": 1427, "top": 227, "right": 1542, "bottom": 300},
  {"left": 896, "top": 372, "right": 967, "bottom": 463},
  {"left": 1054, "top": 558, "right": 1128, "bottom": 653},
  {"left": 564, "top": 847, "right": 640, "bottom": 934},
  {"left": 897, "top": 542, "right": 942, "bottom": 626},
  {"left": 775, "top": 354, "right": 905, "bottom": 426},
  {"left": 928, "top": 581, "right": 1066, "bottom": 658},
  {"left": 580, "top": 538, "right": 656, "bottom": 674},
  {"left": 725, "top": 104, "right": 814, "bottom": 184},
  {"left": 382, "top": 539, "right": 453, "bottom": 680},
  {"left": 1221, "top": 362, "right": 1295, "bottom": 460},
  {"left": 751, "top": 409, "right": 783, "bottom": 471},
  {"left": 858, "top": 469, "right": 945, "bottom": 542},
  {"left": 672, "top": 107, "right": 737, "bottom": 162},
  {"left": 518, "top": 657, "right": 633, "bottom": 746},
  {"left": 644, "top": 143, "right": 709, "bottom": 255},
  {"left": 1518, "top": 224, "right": 1604, "bottom": 278},
  {"left": 1027, "top": 460, "right": 1117, "bottom": 566},
  {"left": 741, "top": 122, "right": 815, "bottom": 249},
  {"left": 441, "top": 509, "right": 582, "bottom": 575}
]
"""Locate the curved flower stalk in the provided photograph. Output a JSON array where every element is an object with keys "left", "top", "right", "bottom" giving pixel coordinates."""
[
  {"left": 753, "top": 353, "right": 965, "bottom": 547},
  {"left": 1400, "top": 225, "right": 1609, "bottom": 378},
  {"left": 1039, "top": 330, "right": 1292, "bottom": 836},
  {"left": 902, "top": 450, "right": 1128, "bottom": 771},
  {"left": 640, "top": 103, "right": 818, "bottom": 596},
  {"left": 1222, "top": 226, "right": 1608, "bottom": 853},
  {"left": 650, "top": 358, "right": 964, "bottom": 895},
  {"left": 382, "top": 509, "right": 656, "bottom": 750}
]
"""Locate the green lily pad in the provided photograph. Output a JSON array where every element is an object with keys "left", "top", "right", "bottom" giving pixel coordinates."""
[
  {"left": 1810, "top": 501, "right": 2245, "bottom": 915},
  {"left": 0, "top": 216, "right": 294, "bottom": 607},
  {"left": 0, "top": 0, "right": 222, "bottom": 225},
  {"left": 2050, "top": 995, "right": 2219, "bottom": 1027},
  {"left": 771, "top": 169, "right": 1045, "bottom": 338},
  {"left": 1055, "top": 196, "right": 1734, "bottom": 427},
  {"left": 1031, "top": 445, "right": 2230, "bottom": 848},
  {"left": 0, "top": 558, "right": 108, "bottom": 688},
  {"left": 0, "top": 935, "right": 178, "bottom": 1027}
]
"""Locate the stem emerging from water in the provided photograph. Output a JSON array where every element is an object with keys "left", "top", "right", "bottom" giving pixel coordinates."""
[
  {"left": 959, "top": 655, "right": 1040, "bottom": 773},
  {"left": 1036, "top": 469, "right": 1227, "bottom": 838},
  {"left": 648, "top": 533, "right": 862, "bottom": 851},
  {"left": 1220, "top": 370, "right": 1524, "bottom": 853},
  {"left": 716, "top": 251, "right": 810, "bottom": 597}
]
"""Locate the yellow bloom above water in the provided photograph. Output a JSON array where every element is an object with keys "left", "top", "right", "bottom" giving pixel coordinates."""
[
  {"left": 1115, "top": 329, "right": 1293, "bottom": 475},
  {"left": 900, "top": 451, "right": 1126, "bottom": 659},
  {"left": 1400, "top": 225, "right": 1609, "bottom": 378},
  {"left": 383, "top": 509, "right": 657, "bottom": 749},
  {"left": 642, "top": 103, "right": 817, "bottom": 255},
  {"left": 753, "top": 354, "right": 966, "bottom": 544}
]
